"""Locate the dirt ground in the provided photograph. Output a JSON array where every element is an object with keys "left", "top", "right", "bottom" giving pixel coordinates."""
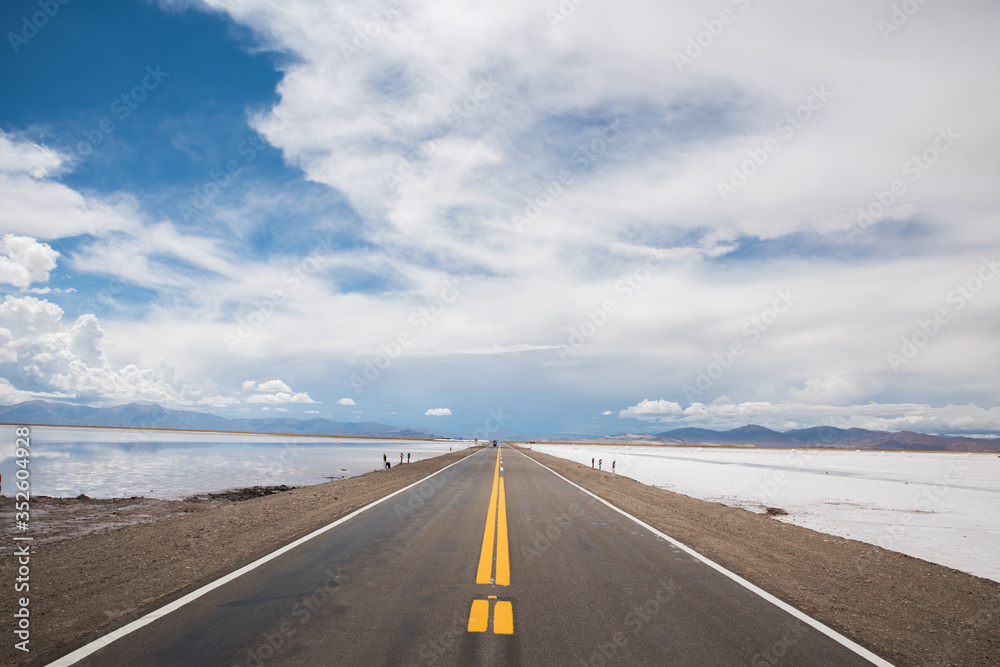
[
  {"left": 1, "top": 444, "right": 997, "bottom": 666},
  {"left": 518, "top": 447, "right": 999, "bottom": 667}
]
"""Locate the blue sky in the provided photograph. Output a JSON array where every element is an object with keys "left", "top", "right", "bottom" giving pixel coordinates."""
[{"left": 1, "top": 0, "right": 999, "bottom": 437}]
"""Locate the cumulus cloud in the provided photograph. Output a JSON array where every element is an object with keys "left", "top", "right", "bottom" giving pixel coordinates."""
[
  {"left": 0, "top": 235, "right": 59, "bottom": 287},
  {"left": 619, "top": 399, "right": 683, "bottom": 419},
  {"left": 338, "top": 397, "right": 356, "bottom": 405},
  {"left": 249, "top": 379, "right": 294, "bottom": 393},
  {"left": 425, "top": 408, "right": 452, "bottom": 416},
  {"left": 0, "top": 295, "right": 186, "bottom": 405},
  {"left": 245, "top": 391, "right": 318, "bottom": 404},
  {"left": 239, "top": 378, "right": 317, "bottom": 404}
]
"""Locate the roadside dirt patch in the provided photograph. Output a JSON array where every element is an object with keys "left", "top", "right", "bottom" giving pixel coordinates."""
[
  {"left": 0, "top": 496, "right": 223, "bottom": 555},
  {"left": 196, "top": 484, "right": 298, "bottom": 502},
  {"left": 0, "top": 447, "right": 481, "bottom": 666},
  {"left": 518, "top": 446, "right": 1000, "bottom": 667}
]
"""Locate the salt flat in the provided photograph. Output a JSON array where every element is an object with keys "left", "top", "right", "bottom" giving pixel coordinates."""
[{"left": 532, "top": 444, "right": 1000, "bottom": 583}]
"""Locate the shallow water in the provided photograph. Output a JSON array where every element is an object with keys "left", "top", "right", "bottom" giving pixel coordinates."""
[{"left": 0, "top": 426, "right": 468, "bottom": 499}]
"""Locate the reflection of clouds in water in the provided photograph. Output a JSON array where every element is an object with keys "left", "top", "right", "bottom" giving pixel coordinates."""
[
  {"left": 0, "top": 427, "right": 73, "bottom": 461},
  {"left": 0, "top": 426, "right": 464, "bottom": 499}
]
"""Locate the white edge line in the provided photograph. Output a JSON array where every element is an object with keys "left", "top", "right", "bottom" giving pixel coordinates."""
[
  {"left": 513, "top": 447, "right": 894, "bottom": 667},
  {"left": 46, "top": 447, "right": 485, "bottom": 667}
]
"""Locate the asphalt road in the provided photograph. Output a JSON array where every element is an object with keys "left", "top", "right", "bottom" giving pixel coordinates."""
[{"left": 57, "top": 445, "right": 885, "bottom": 666}]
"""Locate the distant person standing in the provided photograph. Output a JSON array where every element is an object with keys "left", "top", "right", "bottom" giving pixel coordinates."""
[
  {"left": 407, "top": 453, "right": 411, "bottom": 463},
  {"left": 591, "top": 458, "right": 594, "bottom": 468},
  {"left": 612, "top": 460, "right": 616, "bottom": 477}
]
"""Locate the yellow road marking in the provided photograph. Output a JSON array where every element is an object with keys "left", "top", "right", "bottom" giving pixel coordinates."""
[
  {"left": 495, "top": 478, "right": 510, "bottom": 586},
  {"left": 475, "top": 450, "right": 501, "bottom": 584},
  {"left": 468, "top": 599, "right": 489, "bottom": 633},
  {"left": 469, "top": 448, "right": 515, "bottom": 635},
  {"left": 493, "top": 601, "right": 514, "bottom": 635}
]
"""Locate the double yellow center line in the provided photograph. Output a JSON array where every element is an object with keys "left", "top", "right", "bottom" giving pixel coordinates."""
[
  {"left": 476, "top": 448, "right": 510, "bottom": 585},
  {"left": 468, "top": 447, "right": 513, "bottom": 635}
]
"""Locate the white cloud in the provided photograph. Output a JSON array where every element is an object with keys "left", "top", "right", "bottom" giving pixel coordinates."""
[
  {"left": 619, "top": 398, "right": 1000, "bottom": 435},
  {"left": 601, "top": 410, "right": 613, "bottom": 416},
  {"left": 619, "top": 399, "right": 683, "bottom": 419},
  {"left": 0, "top": 130, "right": 136, "bottom": 239},
  {"left": 245, "top": 391, "right": 318, "bottom": 404},
  {"left": 252, "top": 379, "right": 293, "bottom": 393},
  {"left": 240, "top": 379, "right": 317, "bottom": 405},
  {"left": 338, "top": 397, "right": 356, "bottom": 405},
  {"left": 0, "top": 235, "right": 59, "bottom": 287},
  {"left": 0, "top": 295, "right": 187, "bottom": 405},
  {"left": 425, "top": 408, "right": 452, "bottom": 416}
]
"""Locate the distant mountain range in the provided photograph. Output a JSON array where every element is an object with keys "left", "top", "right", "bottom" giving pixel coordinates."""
[
  {"left": 0, "top": 401, "right": 440, "bottom": 439},
  {"left": 649, "top": 424, "right": 1000, "bottom": 452},
  {"left": 2, "top": 401, "right": 998, "bottom": 451}
]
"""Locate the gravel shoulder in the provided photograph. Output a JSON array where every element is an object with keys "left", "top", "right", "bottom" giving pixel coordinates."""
[
  {"left": 518, "top": 446, "right": 999, "bottom": 667},
  {"left": 0, "top": 447, "right": 481, "bottom": 666}
]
